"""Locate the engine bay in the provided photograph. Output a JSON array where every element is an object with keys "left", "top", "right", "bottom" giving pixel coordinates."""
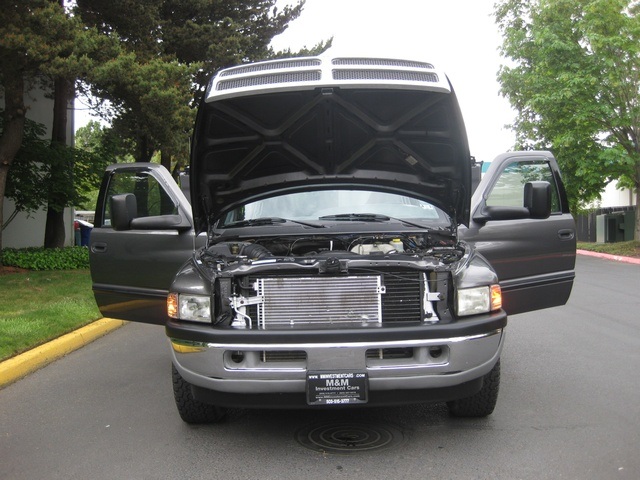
[
  {"left": 192, "top": 233, "right": 460, "bottom": 329},
  {"left": 200, "top": 232, "right": 463, "bottom": 266}
]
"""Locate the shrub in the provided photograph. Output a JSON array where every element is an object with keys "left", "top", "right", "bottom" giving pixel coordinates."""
[{"left": 1, "top": 247, "right": 90, "bottom": 270}]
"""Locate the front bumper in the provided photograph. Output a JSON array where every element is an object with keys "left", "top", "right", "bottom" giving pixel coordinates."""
[{"left": 167, "top": 313, "right": 506, "bottom": 408}]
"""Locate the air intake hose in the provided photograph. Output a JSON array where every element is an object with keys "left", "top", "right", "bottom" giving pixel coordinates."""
[{"left": 241, "top": 243, "right": 272, "bottom": 260}]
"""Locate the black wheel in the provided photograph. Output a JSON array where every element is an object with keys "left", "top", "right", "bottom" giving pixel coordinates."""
[
  {"left": 447, "top": 359, "right": 500, "bottom": 418},
  {"left": 172, "top": 364, "right": 227, "bottom": 424}
]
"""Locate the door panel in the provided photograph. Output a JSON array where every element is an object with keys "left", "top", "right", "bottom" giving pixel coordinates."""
[
  {"left": 89, "top": 164, "right": 201, "bottom": 325},
  {"left": 461, "top": 152, "right": 576, "bottom": 315}
]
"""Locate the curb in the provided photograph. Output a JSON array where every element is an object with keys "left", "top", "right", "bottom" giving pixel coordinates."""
[
  {"left": 0, "top": 318, "right": 126, "bottom": 389},
  {"left": 577, "top": 249, "right": 640, "bottom": 265}
]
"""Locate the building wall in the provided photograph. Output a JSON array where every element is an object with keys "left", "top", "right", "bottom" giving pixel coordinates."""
[
  {"left": 598, "top": 181, "right": 636, "bottom": 208},
  {"left": 2, "top": 199, "right": 74, "bottom": 248},
  {"left": 2, "top": 86, "right": 76, "bottom": 248}
]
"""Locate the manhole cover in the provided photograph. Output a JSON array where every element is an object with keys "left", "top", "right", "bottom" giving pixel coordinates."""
[{"left": 296, "top": 421, "right": 404, "bottom": 454}]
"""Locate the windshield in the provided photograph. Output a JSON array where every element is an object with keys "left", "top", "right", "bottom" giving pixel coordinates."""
[{"left": 219, "top": 190, "right": 450, "bottom": 227}]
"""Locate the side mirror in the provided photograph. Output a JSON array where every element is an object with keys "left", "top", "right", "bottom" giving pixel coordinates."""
[
  {"left": 473, "top": 181, "right": 552, "bottom": 223},
  {"left": 109, "top": 192, "right": 191, "bottom": 232},
  {"left": 524, "top": 181, "right": 551, "bottom": 219},
  {"left": 110, "top": 193, "right": 137, "bottom": 231}
]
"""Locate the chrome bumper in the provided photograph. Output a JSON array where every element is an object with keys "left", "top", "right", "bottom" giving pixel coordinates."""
[{"left": 170, "top": 329, "right": 504, "bottom": 395}]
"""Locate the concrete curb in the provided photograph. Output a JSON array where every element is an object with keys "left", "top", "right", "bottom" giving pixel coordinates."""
[
  {"left": 0, "top": 318, "right": 126, "bottom": 389},
  {"left": 577, "top": 249, "right": 640, "bottom": 265}
]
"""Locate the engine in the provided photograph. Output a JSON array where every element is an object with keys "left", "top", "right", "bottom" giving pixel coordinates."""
[{"left": 195, "top": 234, "right": 460, "bottom": 330}]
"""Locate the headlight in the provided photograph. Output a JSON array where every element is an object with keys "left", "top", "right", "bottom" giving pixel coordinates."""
[
  {"left": 456, "top": 285, "right": 502, "bottom": 317},
  {"left": 167, "top": 293, "right": 211, "bottom": 323}
]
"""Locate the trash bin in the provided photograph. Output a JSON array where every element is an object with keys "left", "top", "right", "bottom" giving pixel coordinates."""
[
  {"left": 74, "top": 221, "right": 81, "bottom": 246},
  {"left": 596, "top": 212, "right": 628, "bottom": 243},
  {"left": 75, "top": 219, "right": 94, "bottom": 246},
  {"left": 622, "top": 210, "right": 636, "bottom": 242}
]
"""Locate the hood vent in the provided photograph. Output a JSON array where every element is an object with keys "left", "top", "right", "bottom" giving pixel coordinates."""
[
  {"left": 216, "top": 71, "right": 321, "bottom": 91},
  {"left": 219, "top": 58, "right": 321, "bottom": 77},
  {"left": 207, "top": 55, "right": 450, "bottom": 101},
  {"left": 331, "top": 58, "right": 435, "bottom": 69},
  {"left": 332, "top": 69, "right": 439, "bottom": 83}
]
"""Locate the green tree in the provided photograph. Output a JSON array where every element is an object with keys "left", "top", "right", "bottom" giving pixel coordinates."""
[
  {"left": 74, "top": 120, "right": 132, "bottom": 210},
  {"left": 0, "top": 0, "right": 120, "bottom": 251},
  {"left": 75, "top": 0, "right": 329, "bottom": 172},
  {"left": 85, "top": 53, "right": 197, "bottom": 168},
  {"left": 1, "top": 114, "right": 109, "bottom": 229},
  {"left": 75, "top": 120, "right": 126, "bottom": 160},
  {"left": 495, "top": 0, "right": 640, "bottom": 240},
  {"left": 1, "top": 115, "right": 49, "bottom": 228},
  {"left": 0, "top": 0, "right": 69, "bottom": 253}
]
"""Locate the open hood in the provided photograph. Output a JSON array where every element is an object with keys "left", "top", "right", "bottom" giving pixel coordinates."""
[{"left": 190, "top": 56, "right": 472, "bottom": 234}]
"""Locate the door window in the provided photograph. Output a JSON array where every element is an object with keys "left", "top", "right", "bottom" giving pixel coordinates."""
[
  {"left": 486, "top": 161, "right": 560, "bottom": 213},
  {"left": 101, "top": 170, "right": 178, "bottom": 227}
]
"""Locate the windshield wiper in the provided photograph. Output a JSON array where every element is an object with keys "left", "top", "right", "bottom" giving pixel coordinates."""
[
  {"left": 386, "top": 216, "right": 434, "bottom": 230},
  {"left": 224, "top": 217, "right": 284, "bottom": 228},
  {"left": 319, "top": 213, "right": 391, "bottom": 222},
  {"left": 223, "top": 217, "right": 324, "bottom": 229},
  {"left": 319, "top": 213, "right": 431, "bottom": 229}
]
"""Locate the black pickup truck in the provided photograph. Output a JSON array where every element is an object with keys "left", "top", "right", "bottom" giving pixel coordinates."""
[{"left": 89, "top": 56, "right": 576, "bottom": 423}]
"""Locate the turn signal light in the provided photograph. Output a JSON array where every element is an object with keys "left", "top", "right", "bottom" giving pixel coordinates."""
[
  {"left": 167, "top": 293, "right": 179, "bottom": 318},
  {"left": 490, "top": 285, "right": 502, "bottom": 311}
]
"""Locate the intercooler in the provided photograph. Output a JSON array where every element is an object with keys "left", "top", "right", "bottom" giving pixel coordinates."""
[{"left": 245, "top": 271, "right": 424, "bottom": 329}]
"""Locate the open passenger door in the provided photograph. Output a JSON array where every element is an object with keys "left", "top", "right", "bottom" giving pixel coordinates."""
[{"left": 461, "top": 151, "right": 576, "bottom": 315}]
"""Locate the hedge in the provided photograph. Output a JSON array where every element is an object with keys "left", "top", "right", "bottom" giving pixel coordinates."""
[{"left": 1, "top": 247, "right": 90, "bottom": 270}]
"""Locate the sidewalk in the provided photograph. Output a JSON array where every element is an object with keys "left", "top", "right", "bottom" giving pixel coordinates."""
[{"left": 1, "top": 250, "right": 638, "bottom": 390}]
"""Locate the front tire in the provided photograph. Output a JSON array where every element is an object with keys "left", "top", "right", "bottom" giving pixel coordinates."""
[
  {"left": 447, "top": 359, "right": 500, "bottom": 417},
  {"left": 172, "top": 364, "right": 227, "bottom": 424}
]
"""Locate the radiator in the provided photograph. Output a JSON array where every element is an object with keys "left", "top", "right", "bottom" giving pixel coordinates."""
[{"left": 254, "top": 276, "right": 383, "bottom": 329}]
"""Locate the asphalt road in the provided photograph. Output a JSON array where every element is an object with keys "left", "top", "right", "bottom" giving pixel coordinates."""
[{"left": 1, "top": 255, "right": 639, "bottom": 480}]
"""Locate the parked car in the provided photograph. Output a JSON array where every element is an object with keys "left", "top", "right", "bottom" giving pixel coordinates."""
[{"left": 89, "top": 55, "right": 576, "bottom": 423}]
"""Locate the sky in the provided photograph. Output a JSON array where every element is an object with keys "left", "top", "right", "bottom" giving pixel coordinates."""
[{"left": 75, "top": 0, "right": 516, "bottom": 163}]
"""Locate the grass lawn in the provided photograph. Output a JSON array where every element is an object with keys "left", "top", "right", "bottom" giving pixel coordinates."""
[{"left": 0, "top": 269, "right": 101, "bottom": 362}]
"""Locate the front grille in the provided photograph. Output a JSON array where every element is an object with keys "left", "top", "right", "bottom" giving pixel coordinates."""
[
  {"left": 366, "top": 348, "right": 414, "bottom": 360},
  {"left": 244, "top": 270, "right": 423, "bottom": 329},
  {"left": 261, "top": 351, "right": 307, "bottom": 362},
  {"left": 381, "top": 272, "right": 423, "bottom": 323}
]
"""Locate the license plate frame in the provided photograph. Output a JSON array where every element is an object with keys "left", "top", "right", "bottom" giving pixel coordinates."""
[{"left": 306, "top": 371, "right": 368, "bottom": 405}]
